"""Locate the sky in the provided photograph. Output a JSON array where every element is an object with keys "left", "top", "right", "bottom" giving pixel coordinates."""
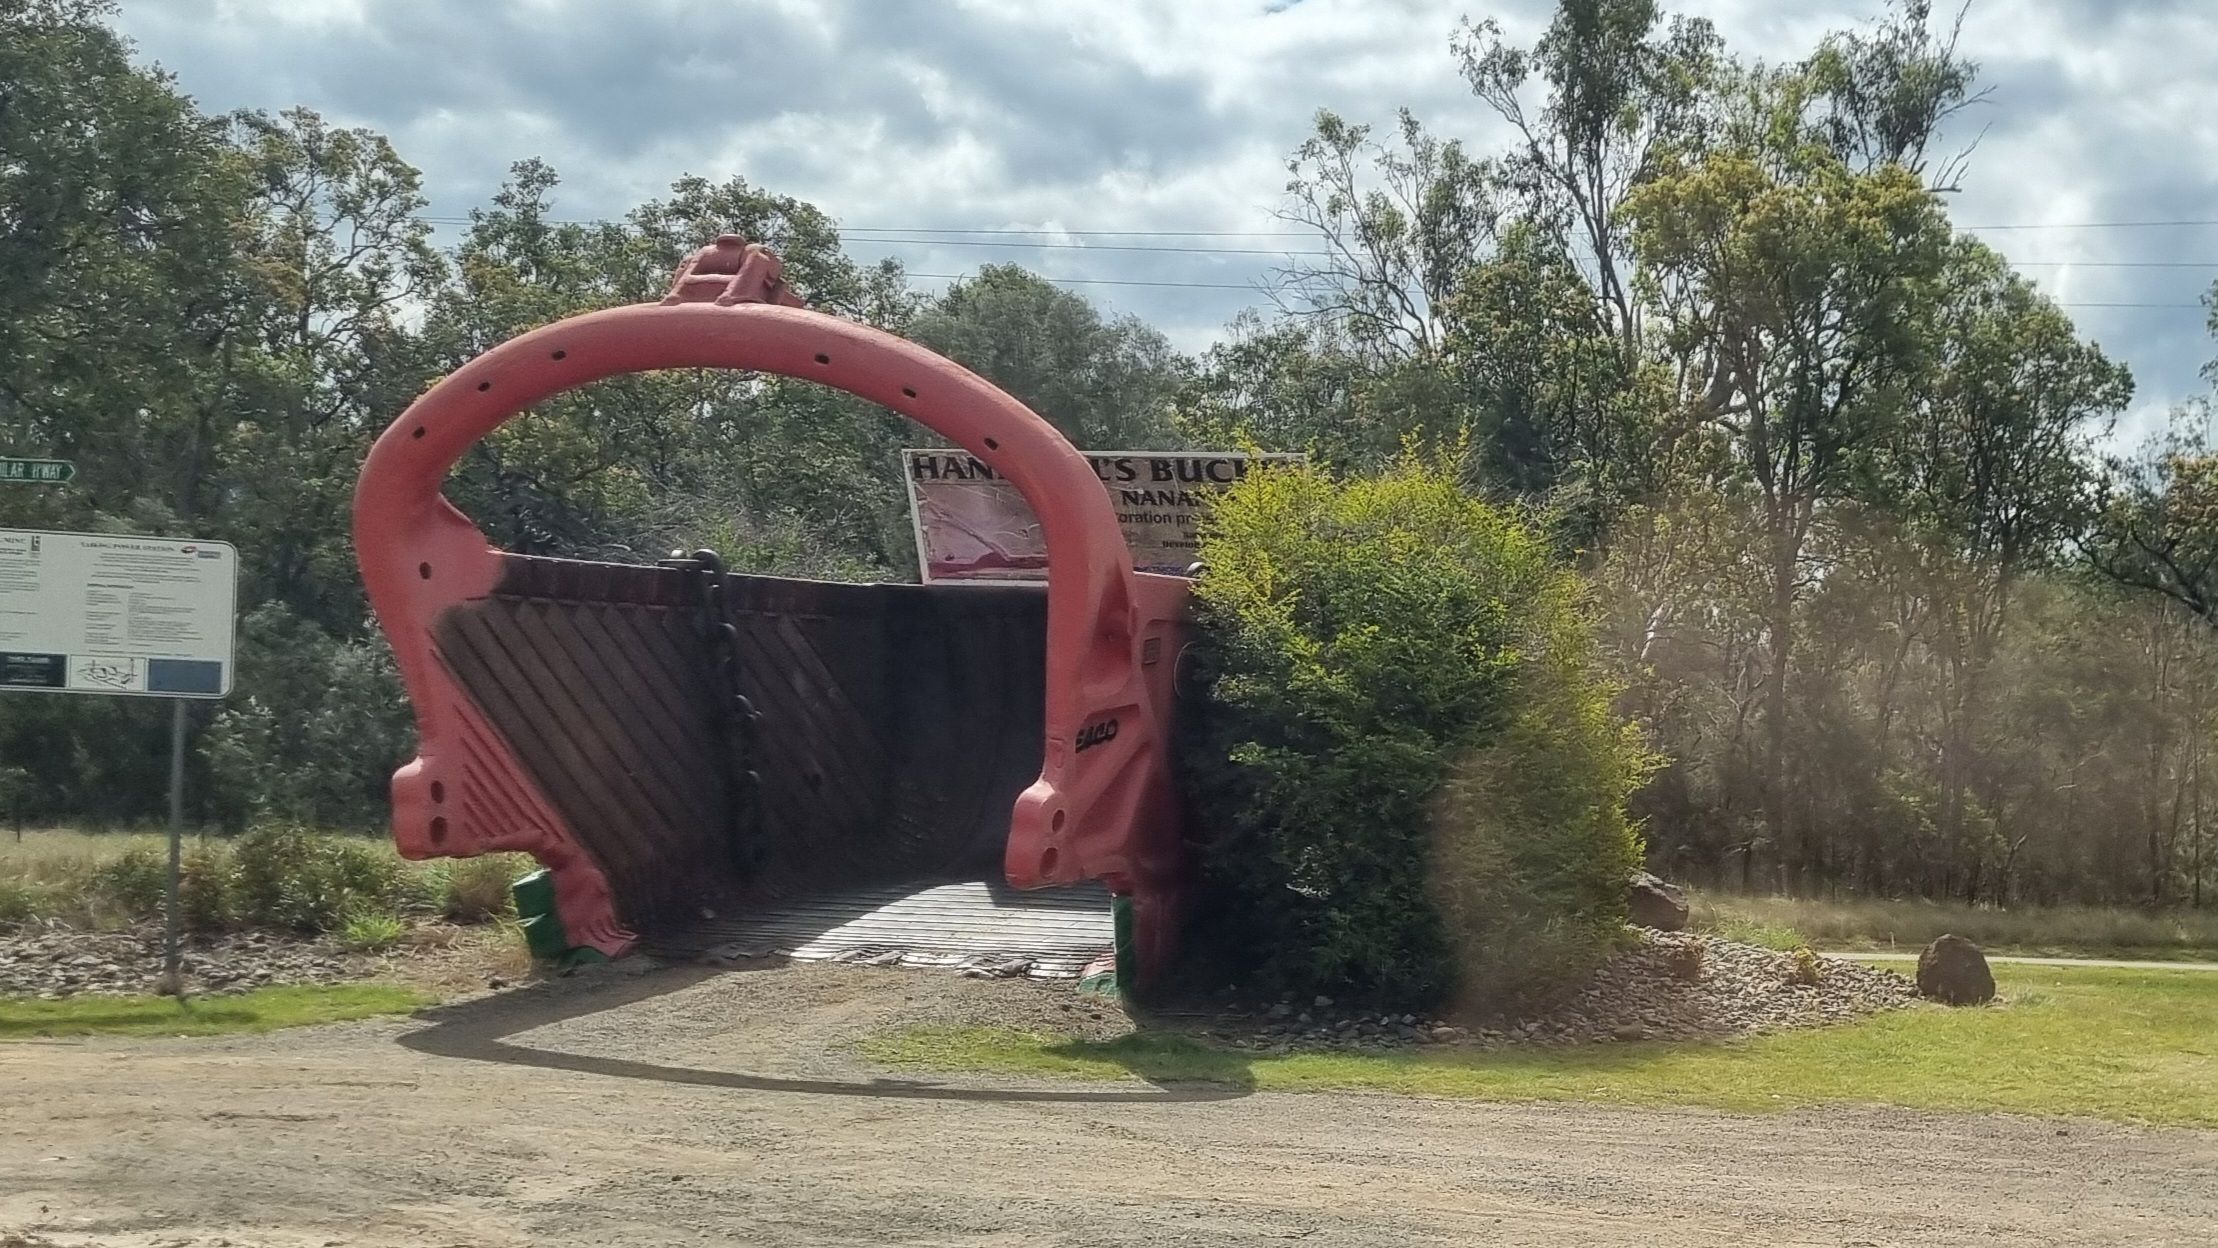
[{"left": 110, "top": 0, "right": 2218, "bottom": 437}]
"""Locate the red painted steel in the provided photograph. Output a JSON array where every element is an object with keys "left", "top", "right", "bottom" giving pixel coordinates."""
[{"left": 353, "top": 237, "right": 1190, "bottom": 978}]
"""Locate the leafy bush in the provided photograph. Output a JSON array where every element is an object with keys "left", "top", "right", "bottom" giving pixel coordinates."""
[
  {"left": 1787, "top": 946, "right": 1826, "bottom": 987},
  {"left": 0, "top": 877, "right": 55, "bottom": 928},
  {"left": 180, "top": 843, "right": 240, "bottom": 931},
  {"left": 339, "top": 909, "right": 406, "bottom": 952},
  {"left": 233, "top": 824, "right": 404, "bottom": 932},
  {"left": 442, "top": 855, "right": 521, "bottom": 922},
  {"left": 90, "top": 847, "right": 169, "bottom": 920},
  {"left": 1182, "top": 453, "right": 1646, "bottom": 1009}
]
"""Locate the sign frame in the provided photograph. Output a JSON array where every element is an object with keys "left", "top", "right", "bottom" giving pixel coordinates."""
[
  {"left": 901, "top": 448, "right": 1303, "bottom": 585},
  {"left": 0, "top": 527, "right": 240, "bottom": 701}
]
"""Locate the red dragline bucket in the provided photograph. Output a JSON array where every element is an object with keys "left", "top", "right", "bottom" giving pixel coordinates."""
[{"left": 353, "top": 236, "right": 1191, "bottom": 986}]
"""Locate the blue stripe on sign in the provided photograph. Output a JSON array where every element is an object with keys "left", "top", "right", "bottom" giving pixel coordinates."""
[{"left": 147, "top": 658, "right": 224, "bottom": 694}]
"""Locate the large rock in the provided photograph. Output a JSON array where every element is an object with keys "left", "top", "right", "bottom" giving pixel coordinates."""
[
  {"left": 1626, "top": 871, "right": 1689, "bottom": 931},
  {"left": 1916, "top": 934, "right": 1996, "bottom": 1005}
]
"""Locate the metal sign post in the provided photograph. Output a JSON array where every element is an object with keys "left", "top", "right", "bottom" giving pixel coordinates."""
[
  {"left": 0, "top": 528, "right": 238, "bottom": 997},
  {"left": 166, "top": 698, "right": 187, "bottom": 992}
]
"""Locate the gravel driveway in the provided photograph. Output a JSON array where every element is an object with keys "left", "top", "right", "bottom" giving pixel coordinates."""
[{"left": 3, "top": 961, "right": 2213, "bottom": 1247}]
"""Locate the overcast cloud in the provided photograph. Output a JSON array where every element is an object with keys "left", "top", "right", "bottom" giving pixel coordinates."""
[{"left": 111, "top": 0, "right": 2218, "bottom": 434}]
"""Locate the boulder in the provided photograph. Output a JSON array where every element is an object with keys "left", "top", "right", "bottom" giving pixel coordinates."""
[
  {"left": 1626, "top": 871, "right": 1690, "bottom": 931},
  {"left": 1915, "top": 934, "right": 1995, "bottom": 1005}
]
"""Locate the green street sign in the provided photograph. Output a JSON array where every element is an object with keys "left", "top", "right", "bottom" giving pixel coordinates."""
[{"left": 0, "top": 459, "right": 74, "bottom": 485}]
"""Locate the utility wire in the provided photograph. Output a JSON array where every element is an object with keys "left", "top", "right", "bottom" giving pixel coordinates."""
[
  {"left": 902, "top": 270, "right": 2198, "bottom": 308},
  {"left": 907, "top": 272, "right": 1258, "bottom": 291},
  {"left": 413, "top": 213, "right": 2218, "bottom": 235}
]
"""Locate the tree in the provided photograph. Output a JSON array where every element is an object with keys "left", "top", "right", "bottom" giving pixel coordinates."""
[
  {"left": 1271, "top": 110, "right": 1497, "bottom": 364},
  {"left": 2088, "top": 405, "right": 2218, "bottom": 630},
  {"left": 1881, "top": 241, "right": 2129, "bottom": 887},
  {"left": 1455, "top": 0, "right": 1724, "bottom": 356},
  {"left": 1627, "top": 108, "right": 1953, "bottom": 880},
  {"left": 905, "top": 265, "right": 1186, "bottom": 449}
]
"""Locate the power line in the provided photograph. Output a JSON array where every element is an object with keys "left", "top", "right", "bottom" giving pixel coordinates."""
[
  {"left": 900, "top": 271, "right": 2198, "bottom": 307},
  {"left": 845, "top": 225, "right": 1313, "bottom": 238},
  {"left": 1964, "top": 219, "right": 2218, "bottom": 231},
  {"left": 401, "top": 213, "right": 2215, "bottom": 306},
  {"left": 843, "top": 236, "right": 1327, "bottom": 257},
  {"left": 412, "top": 210, "right": 2218, "bottom": 236},
  {"left": 908, "top": 272, "right": 1258, "bottom": 291}
]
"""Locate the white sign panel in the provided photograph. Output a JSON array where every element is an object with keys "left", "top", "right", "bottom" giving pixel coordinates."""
[
  {"left": 0, "top": 529, "right": 238, "bottom": 698},
  {"left": 903, "top": 449, "right": 1302, "bottom": 583}
]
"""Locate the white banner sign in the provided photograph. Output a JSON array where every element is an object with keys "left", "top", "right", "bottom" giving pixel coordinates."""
[
  {"left": 903, "top": 449, "right": 1300, "bottom": 583},
  {"left": 0, "top": 529, "right": 238, "bottom": 699}
]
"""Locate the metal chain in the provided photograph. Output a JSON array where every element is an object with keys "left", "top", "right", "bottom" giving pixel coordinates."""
[{"left": 665, "top": 548, "right": 762, "bottom": 870}]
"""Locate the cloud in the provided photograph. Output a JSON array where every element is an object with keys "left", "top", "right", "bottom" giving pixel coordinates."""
[{"left": 111, "top": 0, "right": 2218, "bottom": 412}]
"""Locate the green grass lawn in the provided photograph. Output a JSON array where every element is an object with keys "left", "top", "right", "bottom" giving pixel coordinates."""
[
  {"left": 0, "top": 983, "right": 428, "bottom": 1039},
  {"left": 864, "top": 965, "right": 2218, "bottom": 1127}
]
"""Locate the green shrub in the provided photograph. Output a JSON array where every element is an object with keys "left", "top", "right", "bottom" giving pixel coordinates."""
[
  {"left": 1787, "top": 945, "right": 1826, "bottom": 987},
  {"left": 180, "top": 843, "right": 240, "bottom": 931},
  {"left": 1428, "top": 573, "right": 1651, "bottom": 1009},
  {"left": 442, "top": 854, "right": 520, "bottom": 923},
  {"left": 1182, "top": 453, "right": 1646, "bottom": 1009},
  {"left": 0, "top": 877, "right": 55, "bottom": 927},
  {"left": 397, "top": 860, "right": 451, "bottom": 915},
  {"left": 90, "top": 847, "right": 168, "bottom": 920},
  {"left": 339, "top": 908, "right": 406, "bottom": 952},
  {"left": 232, "top": 824, "right": 404, "bottom": 932}
]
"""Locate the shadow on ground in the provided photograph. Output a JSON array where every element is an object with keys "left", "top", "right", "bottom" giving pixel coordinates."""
[{"left": 397, "top": 960, "right": 1255, "bottom": 1104}]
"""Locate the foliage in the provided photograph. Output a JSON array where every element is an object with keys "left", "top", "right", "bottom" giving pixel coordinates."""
[
  {"left": 441, "top": 855, "right": 521, "bottom": 923},
  {"left": 1183, "top": 453, "right": 1644, "bottom": 1006},
  {"left": 231, "top": 824, "right": 403, "bottom": 932},
  {"left": 1787, "top": 946, "right": 1826, "bottom": 986},
  {"left": 907, "top": 265, "right": 1187, "bottom": 448},
  {"left": 180, "top": 844, "right": 240, "bottom": 931},
  {"left": 90, "top": 847, "right": 170, "bottom": 919},
  {"left": 2, "top": 828, "right": 529, "bottom": 935},
  {"left": 339, "top": 909, "right": 407, "bottom": 953}
]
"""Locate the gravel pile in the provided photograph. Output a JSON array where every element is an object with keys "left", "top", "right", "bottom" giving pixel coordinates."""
[
  {"left": 1202, "top": 930, "right": 1919, "bottom": 1053},
  {"left": 0, "top": 919, "right": 362, "bottom": 998}
]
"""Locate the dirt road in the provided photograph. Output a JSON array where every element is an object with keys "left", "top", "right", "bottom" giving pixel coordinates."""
[{"left": 5, "top": 962, "right": 2214, "bottom": 1247}]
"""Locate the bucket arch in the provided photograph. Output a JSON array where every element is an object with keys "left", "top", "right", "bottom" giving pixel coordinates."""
[{"left": 353, "top": 237, "right": 1189, "bottom": 981}]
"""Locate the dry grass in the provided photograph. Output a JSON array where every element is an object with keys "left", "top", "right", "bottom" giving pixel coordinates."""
[
  {"left": 1691, "top": 890, "right": 2218, "bottom": 959},
  {"left": 376, "top": 920, "right": 537, "bottom": 996}
]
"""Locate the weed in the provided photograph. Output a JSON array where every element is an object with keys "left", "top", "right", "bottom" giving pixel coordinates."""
[
  {"left": 1787, "top": 946, "right": 1826, "bottom": 986},
  {"left": 89, "top": 847, "right": 168, "bottom": 920},
  {"left": 180, "top": 844, "right": 239, "bottom": 931},
  {"left": 1663, "top": 939, "right": 1706, "bottom": 981},
  {"left": 442, "top": 855, "right": 521, "bottom": 922},
  {"left": 339, "top": 909, "right": 407, "bottom": 952}
]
